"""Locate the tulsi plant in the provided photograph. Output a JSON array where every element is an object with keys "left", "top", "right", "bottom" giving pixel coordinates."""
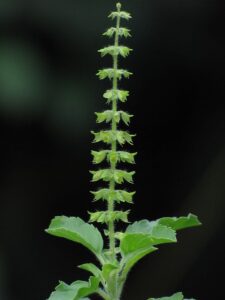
[{"left": 46, "top": 3, "right": 201, "bottom": 300}]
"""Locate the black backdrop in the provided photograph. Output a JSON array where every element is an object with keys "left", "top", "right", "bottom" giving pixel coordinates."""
[{"left": 0, "top": 0, "right": 225, "bottom": 299}]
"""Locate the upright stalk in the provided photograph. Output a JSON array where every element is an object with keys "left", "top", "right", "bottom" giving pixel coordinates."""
[{"left": 108, "top": 3, "right": 121, "bottom": 259}]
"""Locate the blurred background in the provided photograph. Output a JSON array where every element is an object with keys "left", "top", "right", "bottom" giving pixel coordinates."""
[{"left": 0, "top": 0, "right": 224, "bottom": 299}]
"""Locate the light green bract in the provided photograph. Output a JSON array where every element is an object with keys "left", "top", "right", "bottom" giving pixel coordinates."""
[{"left": 46, "top": 3, "right": 201, "bottom": 300}]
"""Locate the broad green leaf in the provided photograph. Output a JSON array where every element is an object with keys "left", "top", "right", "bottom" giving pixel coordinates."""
[
  {"left": 103, "top": 27, "right": 131, "bottom": 38},
  {"left": 103, "top": 89, "right": 129, "bottom": 103},
  {"left": 97, "top": 68, "right": 133, "bottom": 80},
  {"left": 46, "top": 216, "right": 103, "bottom": 255},
  {"left": 121, "top": 220, "right": 177, "bottom": 254},
  {"left": 156, "top": 214, "right": 201, "bottom": 231},
  {"left": 148, "top": 292, "right": 184, "bottom": 300},
  {"left": 89, "top": 210, "right": 130, "bottom": 223},
  {"left": 47, "top": 277, "right": 99, "bottom": 300},
  {"left": 109, "top": 11, "right": 132, "bottom": 20},
  {"left": 120, "top": 246, "right": 158, "bottom": 279},
  {"left": 91, "top": 189, "right": 135, "bottom": 203},
  {"left": 78, "top": 263, "right": 101, "bottom": 280},
  {"left": 119, "top": 221, "right": 176, "bottom": 276}
]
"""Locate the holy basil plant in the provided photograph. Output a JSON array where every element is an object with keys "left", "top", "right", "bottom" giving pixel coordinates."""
[{"left": 46, "top": 3, "right": 201, "bottom": 300}]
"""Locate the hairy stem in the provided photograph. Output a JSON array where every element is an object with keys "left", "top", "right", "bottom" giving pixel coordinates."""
[{"left": 108, "top": 3, "right": 121, "bottom": 259}]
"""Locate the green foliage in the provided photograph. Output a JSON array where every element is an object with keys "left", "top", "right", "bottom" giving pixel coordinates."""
[
  {"left": 46, "top": 3, "right": 201, "bottom": 300},
  {"left": 46, "top": 216, "right": 103, "bottom": 255},
  {"left": 47, "top": 277, "right": 99, "bottom": 300},
  {"left": 156, "top": 213, "right": 201, "bottom": 230},
  {"left": 148, "top": 292, "right": 195, "bottom": 300}
]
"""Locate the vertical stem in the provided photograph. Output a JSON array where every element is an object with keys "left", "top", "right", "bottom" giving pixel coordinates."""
[{"left": 108, "top": 3, "right": 121, "bottom": 259}]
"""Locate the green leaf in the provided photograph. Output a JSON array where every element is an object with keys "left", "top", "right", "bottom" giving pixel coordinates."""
[
  {"left": 121, "top": 220, "right": 177, "bottom": 255},
  {"left": 120, "top": 246, "right": 158, "bottom": 280},
  {"left": 119, "top": 221, "right": 176, "bottom": 276},
  {"left": 46, "top": 216, "right": 103, "bottom": 255},
  {"left": 91, "top": 189, "right": 135, "bottom": 203},
  {"left": 78, "top": 263, "right": 101, "bottom": 280},
  {"left": 89, "top": 210, "right": 130, "bottom": 223},
  {"left": 47, "top": 277, "right": 99, "bottom": 300},
  {"left": 148, "top": 292, "right": 184, "bottom": 300},
  {"left": 103, "top": 27, "right": 131, "bottom": 38},
  {"left": 156, "top": 213, "right": 201, "bottom": 231},
  {"left": 91, "top": 130, "right": 135, "bottom": 145},
  {"left": 97, "top": 68, "right": 133, "bottom": 80},
  {"left": 109, "top": 11, "right": 132, "bottom": 20},
  {"left": 102, "top": 263, "right": 119, "bottom": 282},
  {"left": 98, "top": 46, "right": 132, "bottom": 58},
  {"left": 103, "top": 89, "right": 129, "bottom": 103}
]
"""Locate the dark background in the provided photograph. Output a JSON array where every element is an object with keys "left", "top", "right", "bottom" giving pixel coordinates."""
[{"left": 0, "top": 0, "right": 225, "bottom": 299}]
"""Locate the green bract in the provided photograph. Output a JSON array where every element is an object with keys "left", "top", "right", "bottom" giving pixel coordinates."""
[{"left": 46, "top": 3, "right": 201, "bottom": 300}]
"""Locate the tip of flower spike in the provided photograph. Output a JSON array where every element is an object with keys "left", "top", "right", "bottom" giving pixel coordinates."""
[{"left": 116, "top": 2, "right": 122, "bottom": 11}]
